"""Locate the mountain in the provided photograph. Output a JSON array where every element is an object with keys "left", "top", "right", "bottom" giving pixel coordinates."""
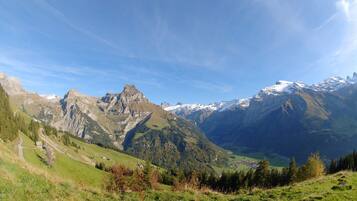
[
  {"left": 0, "top": 72, "right": 228, "bottom": 170},
  {"left": 166, "top": 73, "right": 357, "bottom": 163}
]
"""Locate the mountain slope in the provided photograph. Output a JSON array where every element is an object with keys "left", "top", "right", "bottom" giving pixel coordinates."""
[
  {"left": 167, "top": 73, "right": 357, "bottom": 163},
  {"left": 1, "top": 136, "right": 357, "bottom": 200},
  {"left": 123, "top": 112, "right": 227, "bottom": 170},
  {"left": 0, "top": 72, "right": 229, "bottom": 170}
]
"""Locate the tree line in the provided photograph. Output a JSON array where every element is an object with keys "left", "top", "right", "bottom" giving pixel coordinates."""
[
  {"left": 0, "top": 85, "right": 19, "bottom": 141},
  {"left": 164, "top": 153, "right": 324, "bottom": 193},
  {"left": 328, "top": 151, "right": 357, "bottom": 174},
  {"left": 103, "top": 153, "right": 326, "bottom": 194}
]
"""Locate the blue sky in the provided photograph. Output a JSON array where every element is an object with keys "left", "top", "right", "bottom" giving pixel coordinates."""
[{"left": 0, "top": 0, "right": 356, "bottom": 104}]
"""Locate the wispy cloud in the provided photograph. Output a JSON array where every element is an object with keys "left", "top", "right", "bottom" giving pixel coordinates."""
[
  {"left": 314, "top": 13, "right": 338, "bottom": 31},
  {"left": 334, "top": 0, "right": 357, "bottom": 60},
  {"left": 306, "top": 0, "right": 357, "bottom": 77},
  {"left": 33, "top": 0, "right": 135, "bottom": 58}
]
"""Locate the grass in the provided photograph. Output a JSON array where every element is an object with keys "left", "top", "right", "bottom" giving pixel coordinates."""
[
  {"left": 68, "top": 136, "right": 145, "bottom": 169},
  {"left": 234, "top": 171, "right": 357, "bottom": 201},
  {"left": 2, "top": 135, "right": 357, "bottom": 200},
  {"left": 145, "top": 112, "right": 169, "bottom": 130},
  {"left": 20, "top": 133, "right": 106, "bottom": 189},
  {"left": 225, "top": 145, "right": 290, "bottom": 167},
  {"left": 3, "top": 131, "right": 357, "bottom": 200},
  {"left": 213, "top": 154, "right": 259, "bottom": 173}
]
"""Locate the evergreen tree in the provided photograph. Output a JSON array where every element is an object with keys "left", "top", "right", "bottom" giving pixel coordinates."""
[
  {"left": 28, "top": 120, "right": 40, "bottom": 142},
  {"left": 253, "top": 160, "right": 270, "bottom": 188},
  {"left": 0, "top": 85, "right": 18, "bottom": 141},
  {"left": 329, "top": 160, "right": 337, "bottom": 174},
  {"left": 143, "top": 160, "right": 153, "bottom": 188},
  {"left": 288, "top": 158, "right": 298, "bottom": 184},
  {"left": 62, "top": 134, "right": 71, "bottom": 146}
]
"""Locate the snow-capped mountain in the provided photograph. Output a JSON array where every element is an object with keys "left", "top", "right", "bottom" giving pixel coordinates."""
[
  {"left": 310, "top": 73, "right": 357, "bottom": 92},
  {"left": 258, "top": 81, "right": 306, "bottom": 96},
  {"left": 165, "top": 72, "right": 357, "bottom": 164},
  {"left": 165, "top": 73, "right": 357, "bottom": 119},
  {"left": 164, "top": 99, "right": 250, "bottom": 114},
  {"left": 164, "top": 103, "right": 220, "bottom": 112}
]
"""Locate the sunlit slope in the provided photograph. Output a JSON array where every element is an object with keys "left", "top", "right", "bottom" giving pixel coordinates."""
[
  {"left": 236, "top": 171, "right": 357, "bottom": 201},
  {"left": 2, "top": 137, "right": 357, "bottom": 201},
  {"left": 14, "top": 132, "right": 146, "bottom": 190}
]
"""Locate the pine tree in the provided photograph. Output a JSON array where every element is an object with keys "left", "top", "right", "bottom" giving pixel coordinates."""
[
  {"left": 288, "top": 158, "right": 298, "bottom": 183},
  {"left": 0, "top": 85, "right": 18, "bottom": 141},
  {"left": 28, "top": 120, "right": 40, "bottom": 142},
  {"left": 143, "top": 160, "right": 153, "bottom": 189},
  {"left": 254, "top": 160, "right": 270, "bottom": 188},
  {"left": 329, "top": 160, "right": 337, "bottom": 174}
]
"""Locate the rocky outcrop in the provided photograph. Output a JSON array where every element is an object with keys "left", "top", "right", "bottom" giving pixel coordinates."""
[{"left": 0, "top": 73, "right": 26, "bottom": 95}]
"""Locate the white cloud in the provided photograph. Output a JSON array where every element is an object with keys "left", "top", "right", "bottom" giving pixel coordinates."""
[
  {"left": 337, "top": 0, "right": 351, "bottom": 19},
  {"left": 334, "top": 0, "right": 357, "bottom": 59}
]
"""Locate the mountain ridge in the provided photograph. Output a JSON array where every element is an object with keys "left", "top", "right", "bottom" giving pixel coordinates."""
[
  {"left": 0, "top": 72, "right": 229, "bottom": 170},
  {"left": 165, "top": 72, "right": 357, "bottom": 163},
  {"left": 164, "top": 73, "right": 357, "bottom": 114}
]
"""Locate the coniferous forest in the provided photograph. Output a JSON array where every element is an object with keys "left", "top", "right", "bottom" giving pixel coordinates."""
[{"left": 0, "top": 85, "right": 18, "bottom": 141}]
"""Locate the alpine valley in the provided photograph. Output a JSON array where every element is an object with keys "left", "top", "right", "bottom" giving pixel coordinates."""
[
  {"left": 3, "top": 71, "right": 357, "bottom": 200},
  {"left": 165, "top": 73, "right": 357, "bottom": 164}
]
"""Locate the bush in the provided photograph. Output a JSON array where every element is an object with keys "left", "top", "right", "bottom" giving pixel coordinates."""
[
  {"left": 95, "top": 162, "right": 106, "bottom": 171},
  {"left": 106, "top": 161, "right": 159, "bottom": 193}
]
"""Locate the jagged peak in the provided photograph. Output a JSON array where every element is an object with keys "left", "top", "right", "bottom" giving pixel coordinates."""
[
  {"left": 347, "top": 72, "right": 357, "bottom": 82},
  {"left": 122, "top": 84, "right": 141, "bottom": 94},
  {"left": 119, "top": 84, "right": 148, "bottom": 102},
  {"left": 64, "top": 89, "right": 83, "bottom": 99},
  {"left": 0, "top": 72, "right": 26, "bottom": 95}
]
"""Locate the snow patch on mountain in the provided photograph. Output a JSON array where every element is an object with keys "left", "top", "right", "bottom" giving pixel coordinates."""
[
  {"left": 166, "top": 73, "right": 357, "bottom": 115},
  {"left": 40, "top": 94, "right": 61, "bottom": 101},
  {"left": 311, "top": 76, "right": 349, "bottom": 92},
  {"left": 165, "top": 98, "right": 251, "bottom": 113},
  {"left": 165, "top": 103, "right": 220, "bottom": 112},
  {"left": 310, "top": 73, "right": 357, "bottom": 92},
  {"left": 258, "top": 81, "right": 306, "bottom": 97}
]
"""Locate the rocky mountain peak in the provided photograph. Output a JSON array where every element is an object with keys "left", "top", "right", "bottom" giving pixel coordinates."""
[
  {"left": 347, "top": 72, "right": 357, "bottom": 83},
  {"left": 64, "top": 89, "right": 82, "bottom": 98},
  {"left": 119, "top": 84, "right": 148, "bottom": 103},
  {"left": 0, "top": 72, "right": 26, "bottom": 95}
]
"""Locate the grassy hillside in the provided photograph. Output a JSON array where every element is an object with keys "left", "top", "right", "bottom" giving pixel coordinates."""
[
  {"left": 236, "top": 171, "right": 357, "bottom": 201},
  {"left": 1, "top": 137, "right": 357, "bottom": 201}
]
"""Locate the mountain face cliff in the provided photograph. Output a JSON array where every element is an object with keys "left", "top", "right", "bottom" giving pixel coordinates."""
[
  {"left": 0, "top": 73, "right": 227, "bottom": 170},
  {"left": 166, "top": 74, "right": 357, "bottom": 163}
]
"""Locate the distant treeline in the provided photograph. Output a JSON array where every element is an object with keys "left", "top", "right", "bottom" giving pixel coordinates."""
[
  {"left": 329, "top": 151, "right": 357, "bottom": 174},
  {"left": 172, "top": 153, "right": 324, "bottom": 193},
  {"left": 100, "top": 153, "right": 325, "bottom": 194}
]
